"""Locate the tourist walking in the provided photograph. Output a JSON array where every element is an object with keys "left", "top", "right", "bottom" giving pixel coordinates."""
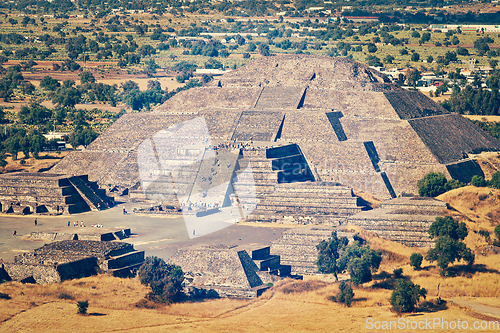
[
  {"left": 13, "top": 230, "right": 16, "bottom": 236},
  {"left": 34, "top": 219, "right": 37, "bottom": 226}
]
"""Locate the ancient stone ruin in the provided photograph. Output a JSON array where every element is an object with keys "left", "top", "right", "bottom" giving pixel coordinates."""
[
  {"left": 271, "top": 225, "right": 355, "bottom": 275},
  {"left": 51, "top": 55, "right": 500, "bottom": 207},
  {"left": 0, "top": 173, "right": 113, "bottom": 215},
  {"left": 346, "top": 197, "right": 447, "bottom": 247},
  {"left": 1, "top": 240, "right": 144, "bottom": 283},
  {"left": 169, "top": 244, "right": 300, "bottom": 298}
]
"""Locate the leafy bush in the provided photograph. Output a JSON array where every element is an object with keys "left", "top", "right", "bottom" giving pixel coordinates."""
[
  {"left": 490, "top": 171, "right": 500, "bottom": 189},
  {"left": 393, "top": 268, "right": 403, "bottom": 278},
  {"left": 471, "top": 175, "right": 487, "bottom": 187},
  {"left": 495, "top": 225, "right": 500, "bottom": 241},
  {"left": 77, "top": 300, "right": 88, "bottom": 315},
  {"left": 417, "top": 172, "right": 464, "bottom": 197},
  {"left": 0, "top": 292, "right": 11, "bottom": 300},
  {"left": 409, "top": 253, "right": 423, "bottom": 270},
  {"left": 417, "top": 172, "right": 447, "bottom": 197},
  {"left": 390, "top": 279, "right": 426, "bottom": 314},
  {"left": 138, "top": 256, "right": 184, "bottom": 304},
  {"left": 333, "top": 281, "right": 354, "bottom": 307}
]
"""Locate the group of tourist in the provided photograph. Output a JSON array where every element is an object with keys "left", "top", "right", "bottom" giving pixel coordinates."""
[
  {"left": 69, "top": 221, "right": 85, "bottom": 227},
  {"left": 181, "top": 201, "right": 220, "bottom": 210}
]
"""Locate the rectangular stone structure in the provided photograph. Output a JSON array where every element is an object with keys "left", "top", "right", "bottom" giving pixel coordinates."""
[
  {"left": 231, "top": 111, "right": 284, "bottom": 142},
  {"left": 254, "top": 87, "right": 306, "bottom": 109}
]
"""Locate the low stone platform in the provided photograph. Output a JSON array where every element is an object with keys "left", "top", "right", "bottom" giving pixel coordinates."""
[
  {"left": 1, "top": 240, "right": 144, "bottom": 283},
  {"left": 247, "top": 182, "right": 368, "bottom": 224},
  {"left": 0, "top": 173, "right": 113, "bottom": 215},
  {"left": 169, "top": 244, "right": 298, "bottom": 298},
  {"left": 346, "top": 197, "right": 446, "bottom": 247},
  {"left": 270, "top": 225, "right": 354, "bottom": 275}
]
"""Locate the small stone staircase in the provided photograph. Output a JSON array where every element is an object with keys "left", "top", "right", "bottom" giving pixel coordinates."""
[
  {"left": 250, "top": 246, "right": 295, "bottom": 278},
  {"left": 104, "top": 246, "right": 145, "bottom": 277},
  {"left": 69, "top": 175, "right": 113, "bottom": 211}
]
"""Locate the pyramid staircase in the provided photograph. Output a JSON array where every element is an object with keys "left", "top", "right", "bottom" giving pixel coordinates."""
[{"left": 68, "top": 175, "right": 113, "bottom": 211}]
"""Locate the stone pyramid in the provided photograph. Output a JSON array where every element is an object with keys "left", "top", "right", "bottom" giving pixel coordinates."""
[{"left": 51, "top": 55, "right": 500, "bottom": 201}]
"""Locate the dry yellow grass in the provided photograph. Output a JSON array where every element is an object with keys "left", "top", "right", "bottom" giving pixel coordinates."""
[
  {"left": 1, "top": 274, "right": 498, "bottom": 332},
  {"left": 0, "top": 151, "right": 69, "bottom": 174},
  {"left": 438, "top": 186, "right": 500, "bottom": 233},
  {"left": 464, "top": 115, "right": 500, "bottom": 123}
]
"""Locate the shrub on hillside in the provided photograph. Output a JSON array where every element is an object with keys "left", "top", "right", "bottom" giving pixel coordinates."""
[
  {"left": 417, "top": 172, "right": 464, "bottom": 197},
  {"left": 332, "top": 281, "right": 354, "bottom": 307},
  {"left": 390, "top": 279, "right": 427, "bottom": 314},
  {"left": 471, "top": 175, "right": 487, "bottom": 187},
  {"left": 77, "top": 300, "right": 88, "bottom": 315},
  {"left": 138, "top": 256, "right": 184, "bottom": 304},
  {"left": 409, "top": 253, "right": 423, "bottom": 270},
  {"left": 495, "top": 225, "right": 500, "bottom": 241}
]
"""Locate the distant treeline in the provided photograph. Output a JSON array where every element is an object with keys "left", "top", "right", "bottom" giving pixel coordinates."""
[{"left": 2, "top": 0, "right": 500, "bottom": 24}]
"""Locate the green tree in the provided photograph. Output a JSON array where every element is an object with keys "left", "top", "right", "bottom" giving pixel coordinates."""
[
  {"left": 29, "top": 134, "right": 46, "bottom": 158},
  {"left": 40, "top": 76, "right": 60, "bottom": 91},
  {"left": 79, "top": 71, "right": 96, "bottom": 84},
  {"left": 0, "top": 153, "right": 7, "bottom": 167},
  {"left": 426, "top": 216, "right": 474, "bottom": 275},
  {"left": 338, "top": 242, "right": 382, "bottom": 285},
  {"left": 18, "top": 103, "right": 52, "bottom": 125},
  {"left": 390, "top": 279, "right": 426, "bottom": 314},
  {"left": 417, "top": 172, "right": 447, "bottom": 197},
  {"left": 410, "top": 253, "right": 423, "bottom": 270},
  {"left": 366, "top": 55, "right": 382, "bottom": 67},
  {"left": 138, "top": 256, "right": 184, "bottom": 304},
  {"left": 258, "top": 43, "right": 270, "bottom": 56},
  {"left": 52, "top": 80, "right": 81, "bottom": 107},
  {"left": 456, "top": 47, "right": 469, "bottom": 56},
  {"left": 429, "top": 216, "right": 468, "bottom": 241},
  {"left": 406, "top": 68, "right": 421, "bottom": 88},
  {"left": 367, "top": 43, "right": 377, "bottom": 53},
  {"left": 427, "top": 55, "right": 433, "bottom": 64},
  {"left": 383, "top": 55, "right": 394, "bottom": 64},
  {"left": 70, "top": 126, "right": 97, "bottom": 148},
  {"left": 121, "top": 80, "right": 139, "bottom": 93},
  {"left": 411, "top": 52, "right": 420, "bottom": 62},
  {"left": 316, "top": 231, "right": 349, "bottom": 280}
]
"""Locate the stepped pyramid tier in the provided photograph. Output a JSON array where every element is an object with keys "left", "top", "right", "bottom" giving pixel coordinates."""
[
  {"left": 0, "top": 173, "right": 114, "bottom": 215},
  {"left": 270, "top": 225, "right": 355, "bottom": 275},
  {"left": 50, "top": 55, "right": 500, "bottom": 203},
  {"left": 346, "top": 197, "right": 447, "bottom": 247},
  {"left": 168, "top": 244, "right": 299, "bottom": 298}
]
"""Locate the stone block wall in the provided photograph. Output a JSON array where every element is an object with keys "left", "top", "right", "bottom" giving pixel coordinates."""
[
  {"left": 107, "top": 251, "right": 145, "bottom": 270},
  {"left": 4, "top": 263, "right": 60, "bottom": 284}
]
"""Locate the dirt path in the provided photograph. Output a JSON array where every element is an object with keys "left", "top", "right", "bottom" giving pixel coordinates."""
[{"left": 452, "top": 298, "right": 500, "bottom": 319}]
